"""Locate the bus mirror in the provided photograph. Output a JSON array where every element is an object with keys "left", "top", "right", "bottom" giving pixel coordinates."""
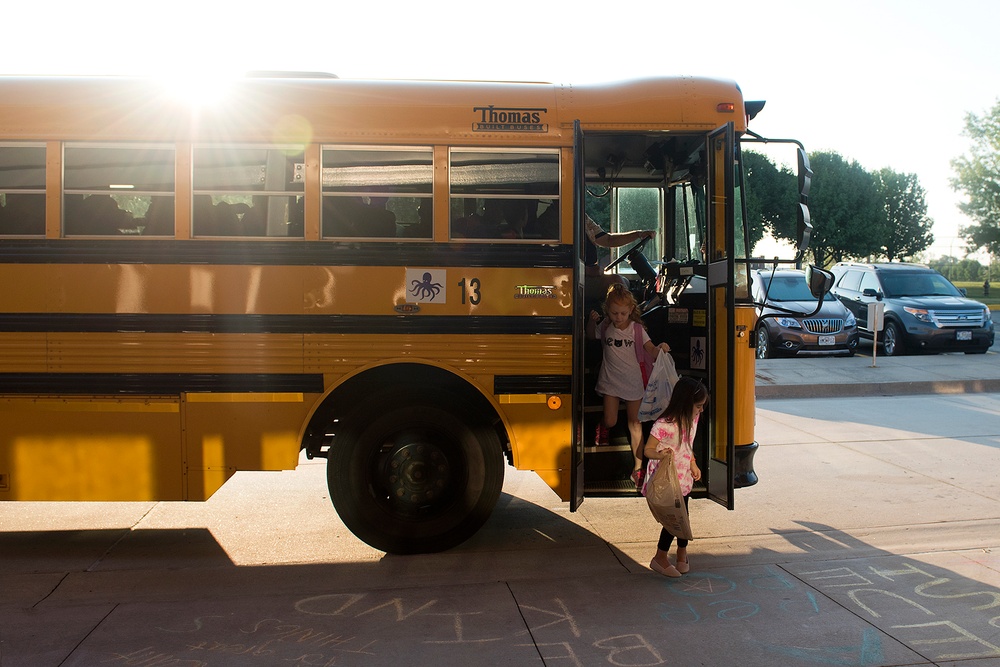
[
  {"left": 804, "top": 265, "right": 834, "bottom": 299},
  {"left": 797, "top": 148, "right": 811, "bottom": 201},
  {"left": 796, "top": 147, "right": 813, "bottom": 252},
  {"left": 797, "top": 202, "right": 812, "bottom": 251}
]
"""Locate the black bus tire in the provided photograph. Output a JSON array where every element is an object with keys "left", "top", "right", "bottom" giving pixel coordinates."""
[{"left": 326, "top": 392, "right": 504, "bottom": 555}]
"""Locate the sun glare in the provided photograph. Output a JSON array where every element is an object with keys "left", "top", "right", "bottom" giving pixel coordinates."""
[{"left": 157, "top": 69, "right": 240, "bottom": 109}]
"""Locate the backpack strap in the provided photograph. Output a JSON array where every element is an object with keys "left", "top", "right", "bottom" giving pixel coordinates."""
[{"left": 634, "top": 321, "right": 653, "bottom": 385}]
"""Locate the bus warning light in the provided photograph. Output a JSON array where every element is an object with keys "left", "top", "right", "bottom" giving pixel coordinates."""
[{"left": 717, "top": 102, "right": 736, "bottom": 113}]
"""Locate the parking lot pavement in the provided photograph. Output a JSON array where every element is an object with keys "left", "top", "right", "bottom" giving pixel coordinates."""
[
  {"left": 756, "top": 348, "right": 1000, "bottom": 399},
  {"left": 755, "top": 310, "right": 1000, "bottom": 400}
]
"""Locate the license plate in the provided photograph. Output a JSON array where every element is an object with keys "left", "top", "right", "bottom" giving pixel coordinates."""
[
  {"left": 818, "top": 335, "right": 835, "bottom": 346},
  {"left": 957, "top": 330, "right": 973, "bottom": 341}
]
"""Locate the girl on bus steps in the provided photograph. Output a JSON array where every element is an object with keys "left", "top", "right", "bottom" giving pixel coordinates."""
[
  {"left": 643, "top": 376, "right": 707, "bottom": 577},
  {"left": 587, "top": 283, "right": 671, "bottom": 487}
]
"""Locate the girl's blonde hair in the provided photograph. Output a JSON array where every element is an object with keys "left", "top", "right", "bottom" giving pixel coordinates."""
[{"left": 602, "top": 283, "right": 644, "bottom": 327}]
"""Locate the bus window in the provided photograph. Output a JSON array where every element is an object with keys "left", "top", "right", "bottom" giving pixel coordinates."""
[
  {"left": 733, "top": 154, "right": 751, "bottom": 301},
  {"left": 193, "top": 146, "right": 305, "bottom": 238},
  {"left": 0, "top": 143, "right": 46, "bottom": 236},
  {"left": 321, "top": 147, "right": 433, "bottom": 239},
  {"left": 614, "top": 187, "right": 662, "bottom": 270},
  {"left": 666, "top": 183, "right": 706, "bottom": 263},
  {"left": 449, "top": 149, "right": 559, "bottom": 241},
  {"left": 64, "top": 144, "right": 174, "bottom": 236}
]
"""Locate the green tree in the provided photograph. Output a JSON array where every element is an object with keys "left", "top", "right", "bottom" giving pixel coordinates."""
[
  {"left": 742, "top": 150, "right": 796, "bottom": 249},
  {"left": 772, "top": 151, "right": 882, "bottom": 267},
  {"left": 875, "top": 168, "right": 934, "bottom": 261},
  {"left": 958, "top": 258, "right": 986, "bottom": 281},
  {"left": 928, "top": 256, "right": 985, "bottom": 281},
  {"left": 951, "top": 99, "right": 1000, "bottom": 254}
]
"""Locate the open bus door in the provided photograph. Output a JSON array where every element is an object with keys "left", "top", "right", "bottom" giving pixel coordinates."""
[
  {"left": 705, "top": 123, "right": 737, "bottom": 510},
  {"left": 570, "top": 120, "right": 586, "bottom": 511}
]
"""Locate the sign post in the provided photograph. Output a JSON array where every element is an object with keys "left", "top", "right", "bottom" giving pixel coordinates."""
[{"left": 868, "top": 301, "right": 885, "bottom": 367}]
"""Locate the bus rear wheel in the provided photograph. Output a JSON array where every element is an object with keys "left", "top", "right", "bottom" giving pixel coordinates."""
[{"left": 326, "top": 392, "right": 504, "bottom": 554}]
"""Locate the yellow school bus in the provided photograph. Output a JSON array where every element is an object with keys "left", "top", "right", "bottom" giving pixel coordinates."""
[{"left": 0, "top": 74, "right": 809, "bottom": 553}]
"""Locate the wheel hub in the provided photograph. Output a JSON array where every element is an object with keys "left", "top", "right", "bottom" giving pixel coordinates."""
[{"left": 386, "top": 441, "right": 451, "bottom": 505}]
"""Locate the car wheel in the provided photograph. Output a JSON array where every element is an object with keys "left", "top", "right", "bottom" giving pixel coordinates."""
[
  {"left": 756, "top": 323, "right": 772, "bottom": 359},
  {"left": 882, "top": 320, "right": 905, "bottom": 356}
]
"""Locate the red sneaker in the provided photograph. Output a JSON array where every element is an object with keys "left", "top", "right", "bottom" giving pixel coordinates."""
[{"left": 595, "top": 423, "right": 610, "bottom": 446}]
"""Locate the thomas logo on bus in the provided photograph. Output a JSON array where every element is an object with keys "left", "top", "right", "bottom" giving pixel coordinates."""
[
  {"left": 515, "top": 284, "right": 556, "bottom": 299},
  {"left": 473, "top": 106, "right": 548, "bottom": 132}
]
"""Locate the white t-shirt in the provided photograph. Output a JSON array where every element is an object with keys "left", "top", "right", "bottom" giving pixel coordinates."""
[{"left": 595, "top": 321, "right": 650, "bottom": 401}]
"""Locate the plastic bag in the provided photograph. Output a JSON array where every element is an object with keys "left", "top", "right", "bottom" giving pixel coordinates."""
[
  {"left": 637, "top": 352, "right": 679, "bottom": 422},
  {"left": 644, "top": 450, "right": 693, "bottom": 540}
]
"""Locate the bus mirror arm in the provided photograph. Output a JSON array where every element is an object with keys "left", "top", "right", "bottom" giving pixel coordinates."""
[
  {"left": 752, "top": 263, "right": 834, "bottom": 328},
  {"left": 753, "top": 296, "right": 826, "bottom": 326}
]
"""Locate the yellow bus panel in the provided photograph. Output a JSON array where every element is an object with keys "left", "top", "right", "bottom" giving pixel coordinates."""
[{"left": 0, "top": 397, "right": 182, "bottom": 501}]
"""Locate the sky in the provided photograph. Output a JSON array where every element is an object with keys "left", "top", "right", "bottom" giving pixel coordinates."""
[{"left": 2, "top": 0, "right": 998, "bottom": 261}]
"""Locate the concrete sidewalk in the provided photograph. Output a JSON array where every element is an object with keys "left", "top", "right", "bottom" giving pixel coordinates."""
[{"left": 756, "top": 350, "right": 1000, "bottom": 399}]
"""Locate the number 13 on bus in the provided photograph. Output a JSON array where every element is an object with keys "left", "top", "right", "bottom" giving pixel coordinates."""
[{"left": 0, "top": 74, "right": 813, "bottom": 553}]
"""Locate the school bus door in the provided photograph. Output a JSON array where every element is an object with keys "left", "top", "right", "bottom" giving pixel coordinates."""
[
  {"left": 570, "top": 120, "right": 586, "bottom": 511},
  {"left": 705, "top": 123, "right": 737, "bottom": 509}
]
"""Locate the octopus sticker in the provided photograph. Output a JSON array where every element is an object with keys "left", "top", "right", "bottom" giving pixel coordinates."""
[
  {"left": 690, "top": 336, "right": 707, "bottom": 370},
  {"left": 405, "top": 268, "right": 446, "bottom": 304}
]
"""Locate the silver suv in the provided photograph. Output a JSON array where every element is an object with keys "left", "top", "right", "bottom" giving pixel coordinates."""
[{"left": 830, "top": 262, "right": 994, "bottom": 356}]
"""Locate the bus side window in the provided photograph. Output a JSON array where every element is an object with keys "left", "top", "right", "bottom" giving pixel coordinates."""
[
  {"left": 193, "top": 146, "right": 305, "bottom": 238},
  {"left": 398, "top": 200, "right": 432, "bottom": 238},
  {"left": 528, "top": 200, "right": 559, "bottom": 240},
  {"left": 448, "top": 149, "right": 560, "bottom": 242},
  {"left": 321, "top": 147, "right": 433, "bottom": 241},
  {"left": 287, "top": 196, "right": 304, "bottom": 237},
  {"left": 64, "top": 194, "right": 134, "bottom": 236},
  {"left": 141, "top": 196, "right": 174, "bottom": 236},
  {"left": 0, "top": 193, "right": 45, "bottom": 235},
  {"left": 323, "top": 196, "right": 398, "bottom": 238},
  {"left": 0, "top": 144, "right": 46, "bottom": 236}
]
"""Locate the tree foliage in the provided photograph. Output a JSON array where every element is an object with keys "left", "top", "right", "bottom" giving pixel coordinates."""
[
  {"left": 927, "top": 256, "right": 987, "bottom": 282},
  {"left": 746, "top": 150, "right": 935, "bottom": 266},
  {"left": 875, "top": 168, "right": 934, "bottom": 261},
  {"left": 951, "top": 99, "right": 1000, "bottom": 255},
  {"left": 742, "top": 150, "right": 796, "bottom": 247},
  {"left": 791, "top": 152, "right": 882, "bottom": 267}
]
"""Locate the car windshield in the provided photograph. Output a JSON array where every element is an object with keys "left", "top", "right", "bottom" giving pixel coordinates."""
[
  {"left": 881, "top": 272, "right": 962, "bottom": 298},
  {"left": 761, "top": 274, "right": 822, "bottom": 302}
]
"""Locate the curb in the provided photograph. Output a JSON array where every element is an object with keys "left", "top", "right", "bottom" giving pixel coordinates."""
[{"left": 756, "top": 378, "right": 1000, "bottom": 400}]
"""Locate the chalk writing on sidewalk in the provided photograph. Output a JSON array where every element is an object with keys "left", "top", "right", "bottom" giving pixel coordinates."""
[{"left": 799, "top": 559, "right": 1000, "bottom": 661}]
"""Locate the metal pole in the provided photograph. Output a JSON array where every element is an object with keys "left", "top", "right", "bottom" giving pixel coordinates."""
[{"left": 871, "top": 327, "right": 878, "bottom": 368}]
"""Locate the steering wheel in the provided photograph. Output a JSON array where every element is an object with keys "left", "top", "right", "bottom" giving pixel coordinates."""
[{"left": 604, "top": 235, "right": 651, "bottom": 273}]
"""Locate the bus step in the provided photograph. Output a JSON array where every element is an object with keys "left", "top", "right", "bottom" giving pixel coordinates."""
[
  {"left": 583, "top": 444, "right": 632, "bottom": 454},
  {"left": 584, "top": 480, "right": 642, "bottom": 496}
]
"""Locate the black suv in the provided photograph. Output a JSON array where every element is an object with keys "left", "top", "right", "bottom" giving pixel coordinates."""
[{"left": 830, "top": 262, "right": 994, "bottom": 356}]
